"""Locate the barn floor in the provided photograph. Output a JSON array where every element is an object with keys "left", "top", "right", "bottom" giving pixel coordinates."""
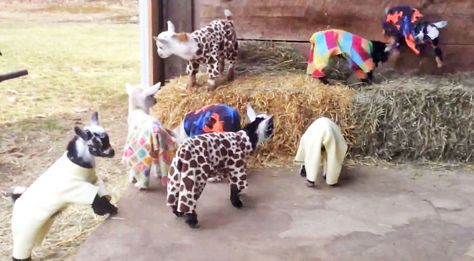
[{"left": 74, "top": 166, "right": 474, "bottom": 261}]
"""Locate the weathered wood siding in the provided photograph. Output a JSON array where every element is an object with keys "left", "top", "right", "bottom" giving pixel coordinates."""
[{"left": 197, "top": 0, "right": 474, "bottom": 72}]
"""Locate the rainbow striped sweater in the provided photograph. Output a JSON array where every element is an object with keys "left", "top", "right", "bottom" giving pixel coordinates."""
[{"left": 307, "top": 29, "right": 375, "bottom": 79}]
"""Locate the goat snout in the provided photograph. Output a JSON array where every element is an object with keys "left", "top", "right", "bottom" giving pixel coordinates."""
[{"left": 102, "top": 147, "right": 115, "bottom": 158}]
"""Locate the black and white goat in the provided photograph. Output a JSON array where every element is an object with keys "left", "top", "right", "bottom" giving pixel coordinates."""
[
  {"left": 382, "top": 6, "right": 448, "bottom": 68},
  {"left": 166, "top": 105, "right": 274, "bottom": 228},
  {"left": 10, "top": 112, "right": 117, "bottom": 261}
]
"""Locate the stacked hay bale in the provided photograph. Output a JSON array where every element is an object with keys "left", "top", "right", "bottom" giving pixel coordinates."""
[{"left": 153, "top": 42, "right": 474, "bottom": 165}]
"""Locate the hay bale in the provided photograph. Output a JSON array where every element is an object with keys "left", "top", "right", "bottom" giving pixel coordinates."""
[
  {"left": 350, "top": 83, "right": 474, "bottom": 162},
  {"left": 154, "top": 68, "right": 474, "bottom": 165},
  {"left": 153, "top": 72, "right": 355, "bottom": 166}
]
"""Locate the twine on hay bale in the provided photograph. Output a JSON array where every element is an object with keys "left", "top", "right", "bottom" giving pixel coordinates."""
[
  {"left": 350, "top": 84, "right": 474, "bottom": 162},
  {"left": 153, "top": 72, "right": 355, "bottom": 166}
]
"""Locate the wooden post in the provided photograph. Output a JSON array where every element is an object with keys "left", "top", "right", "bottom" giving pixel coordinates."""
[{"left": 139, "top": 0, "right": 164, "bottom": 86}]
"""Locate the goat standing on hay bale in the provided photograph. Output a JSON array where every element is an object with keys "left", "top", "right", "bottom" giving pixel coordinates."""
[
  {"left": 295, "top": 117, "right": 348, "bottom": 187},
  {"left": 382, "top": 5, "right": 448, "bottom": 68},
  {"left": 154, "top": 9, "right": 238, "bottom": 91},
  {"left": 122, "top": 83, "right": 177, "bottom": 189},
  {"left": 307, "top": 29, "right": 392, "bottom": 84},
  {"left": 9, "top": 112, "right": 117, "bottom": 261},
  {"left": 167, "top": 105, "right": 274, "bottom": 228}
]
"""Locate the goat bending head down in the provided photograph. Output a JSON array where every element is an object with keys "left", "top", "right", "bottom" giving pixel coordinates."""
[
  {"left": 307, "top": 29, "right": 393, "bottom": 85},
  {"left": 167, "top": 104, "right": 274, "bottom": 228}
]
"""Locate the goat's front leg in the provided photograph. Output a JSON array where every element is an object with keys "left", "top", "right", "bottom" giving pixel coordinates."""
[
  {"left": 228, "top": 168, "right": 247, "bottom": 208},
  {"left": 206, "top": 61, "right": 220, "bottom": 91},
  {"left": 431, "top": 38, "right": 443, "bottom": 68},
  {"left": 230, "top": 184, "right": 243, "bottom": 208},
  {"left": 186, "top": 61, "right": 199, "bottom": 89},
  {"left": 299, "top": 165, "right": 307, "bottom": 177}
]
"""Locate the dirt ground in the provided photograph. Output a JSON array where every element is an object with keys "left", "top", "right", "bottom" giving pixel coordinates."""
[{"left": 74, "top": 166, "right": 474, "bottom": 261}]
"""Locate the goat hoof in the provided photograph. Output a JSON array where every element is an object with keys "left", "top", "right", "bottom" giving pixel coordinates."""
[
  {"left": 231, "top": 198, "right": 243, "bottom": 208},
  {"left": 172, "top": 206, "right": 183, "bottom": 217},
  {"left": 299, "top": 166, "right": 307, "bottom": 177},
  {"left": 306, "top": 180, "right": 315, "bottom": 187},
  {"left": 184, "top": 213, "right": 199, "bottom": 228}
]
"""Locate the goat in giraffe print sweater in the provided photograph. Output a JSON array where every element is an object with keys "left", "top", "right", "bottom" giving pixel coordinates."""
[{"left": 167, "top": 105, "right": 274, "bottom": 228}]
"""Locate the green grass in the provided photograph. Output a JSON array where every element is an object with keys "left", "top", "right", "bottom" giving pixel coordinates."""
[
  {"left": 0, "top": 23, "right": 140, "bottom": 124},
  {"left": 33, "top": 4, "right": 110, "bottom": 14}
]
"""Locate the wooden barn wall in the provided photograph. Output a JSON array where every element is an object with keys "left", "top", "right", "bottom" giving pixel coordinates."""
[{"left": 197, "top": 0, "right": 474, "bottom": 72}]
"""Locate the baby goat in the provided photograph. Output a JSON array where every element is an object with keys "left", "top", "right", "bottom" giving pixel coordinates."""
[
  {"left": 154, "top": 9, "right": 238, "bottom": 90},
  {"left": 167, "top": 104, "right": 274, "bottom": 228},
  {"left": 382, "top": 5, "right": 448, "bottom": 68},
  {"left": 10, "top": 112, "right": 117, "bottom": 261},
  {"left": 122, "top": 83, "right": 176, "bottom": 189},
  {"left": 307, "top": 29, "right": 392, "bottom": 84},
  {"left": 295, "top": 117, "right": 348, "bottom": 187}
]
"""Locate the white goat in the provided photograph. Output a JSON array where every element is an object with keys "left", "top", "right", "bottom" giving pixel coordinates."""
[
  {"left": 122, "top": 83, "right": 177, "bottom": 189},
  {"left": 153, "top": 9, "right": 238, "bottom": 90}
]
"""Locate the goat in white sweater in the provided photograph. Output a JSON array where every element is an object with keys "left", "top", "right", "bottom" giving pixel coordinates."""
[
  {"left": 295, "top": 117, "right": 348, "bottom": 187},
  {"left": 10, "top": 112, "right": 117, "bottom": 261}
]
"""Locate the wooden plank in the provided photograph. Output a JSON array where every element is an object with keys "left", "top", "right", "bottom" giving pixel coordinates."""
[
  {"left": 198, "top": 0, "right": 474, "bottom": 44},
  {"left": 161, "top": 0, "right": 194, "bottom": 80},
  {"left": 273, "top": 41, "right": 474, "bottom": 73}
]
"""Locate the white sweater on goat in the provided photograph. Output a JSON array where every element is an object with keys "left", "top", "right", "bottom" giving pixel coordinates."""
[
  {"left": 294, "top": 117, "right": 347, "bottom": 185},
  {"left": 11, "top": 152, "right": 108, "bottom": 259}
]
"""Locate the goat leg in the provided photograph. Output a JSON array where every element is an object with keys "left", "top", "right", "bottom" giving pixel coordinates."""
[
  {"left": 230, "top": 184, "right": 243, "bottom": 208},
  {"left": 431, "top": 39, "right": 443, "bottom": 68},
  {"left": 186, "top": 61, "right": 199, "bottom": 89},
  {"left": 184, "top": 211, "right": 199, "bottom": 228},
  {"left": 187, "top": 74, "right": 197, "bottom": 89}
]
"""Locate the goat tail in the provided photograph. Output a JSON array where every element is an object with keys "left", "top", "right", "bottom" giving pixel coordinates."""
[
  {"left": 432, "top": 21, "right": 448, "bottom": 29},
  {"left": 3, "top": 186, "right": 27, "bottom": 203},
  {"left": 224, "top": 9, "right": 233, "bottom": 20}
]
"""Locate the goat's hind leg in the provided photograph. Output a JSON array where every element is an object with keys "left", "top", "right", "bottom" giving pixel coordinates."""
[
  {"left": 167, "top": 168, "right": 182, "bottom": 217},
  {"left": 431, "top": 38, "right": 443, "bottom": 68},
  {"left": 206, "top": 61, "right": 220, "bottom": 91}
]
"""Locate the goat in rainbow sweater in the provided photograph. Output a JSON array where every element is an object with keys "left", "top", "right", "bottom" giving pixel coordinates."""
[{"left": 307, "top": 29, "right": 391, "bottom": 84}]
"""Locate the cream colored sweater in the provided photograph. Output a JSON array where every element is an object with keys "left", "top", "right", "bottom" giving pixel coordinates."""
[
  {"left": 294, "top": 117, "right": 347, "bottom": 185},
  {"left": 11, "top": 152, "right": 108, "bottom": 259}
]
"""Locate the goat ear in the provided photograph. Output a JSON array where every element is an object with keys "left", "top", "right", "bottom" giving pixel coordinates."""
[
  {"left": 167, "top": 21, "right": 176, "bottom": 33},
  {"left": 91, "top": 111, "right": 99, "bottom": 125},
  {"left": 125, "top": 83, "right": 134, "bottom": 95},
  {"left": 246, "top": 104, "right": 257, "bottom": 122},
  {"left": 143, "top": 82, "right": 162, "bottom": 96},
  {"left": 74, "top": 126, "right": 91, "bottom": 140}
]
